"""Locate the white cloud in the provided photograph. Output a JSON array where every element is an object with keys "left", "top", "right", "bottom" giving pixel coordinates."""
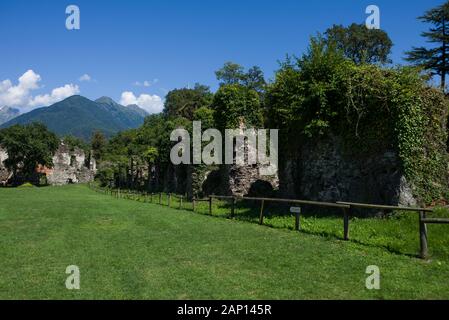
[
  {"left": 28, "top": 84, "right": 80, "bottom": 108},
  {"left": 0, "top": 70, "right": 79, "bottom": 111},
  {"left": 134, "top": 79, "right": 159, "bottom": 87},
  {"left": 0, "top": 70, "right": 41, "bottom": 107},
  {"left": 120, "top": 91, "right": 163, "bottom": 114},
  {"left": 79, "top": 74, "right": 91, "bottom": 82}
]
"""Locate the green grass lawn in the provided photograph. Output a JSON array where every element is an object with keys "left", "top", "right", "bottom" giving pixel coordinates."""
[{"left": 1, "top": 185, "right": 449, "bottom": 299}]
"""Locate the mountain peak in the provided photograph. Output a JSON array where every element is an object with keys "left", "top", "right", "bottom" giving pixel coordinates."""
[
  {"left": 0, "top": 106, "right": 21, "bottom": 126},
  {"left": 0, "top": 95, "right": 147, "bottom": 140},
  {"left": 95, "top": 96, "right": 120, "bottom": 106},
  {"left": 0, "top": 106, "right": 19, "bottom": 112},
  {"left": 126, "top": 104, "right": 149, "bottom": 117}
]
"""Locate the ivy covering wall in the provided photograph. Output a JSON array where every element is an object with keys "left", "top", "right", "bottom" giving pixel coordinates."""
[{"left": 266, "top": 39, "right": 449, "bottom": 204}]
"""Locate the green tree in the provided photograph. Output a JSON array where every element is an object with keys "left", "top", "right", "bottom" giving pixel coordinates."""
[
  {"left": 215, "top": 62, "right": 246, "bottom": 85},
  {"left": 405, "top": 2, "right": 449, "bottom": 91},
  {"left": 193, "top": 106, "right": 215, "bottom": 129},
  {"left": 143, "top": 146, "right": 159, "bottom": 190},
  {"left": 215, "top": 62, "right": 266, "bottom": 93},
  {"left": 243, "top": 66, "right": 266, "bottom": 93},
  {"left": 324, "top": 23, "right": 393, "bottom": 65},
  {"left": 0, "top": 123, "right": 59, "bottom": 183},
  {"left": 212, "top": 84, "right": 263, "bottom": 130},
  {"left": 91, "top": 131, "right": 106, "bottom": 160},
  {"left": 63, "top": 135, "right": 88, "bottom": 152},
  {"left": 266, "top": 37, "right": 349, "bottom": 139},
  {"left": 163, "top": 84, "right": 213, "bottom": 120}
]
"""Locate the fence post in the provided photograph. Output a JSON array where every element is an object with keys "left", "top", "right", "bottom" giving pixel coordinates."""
[
  {"left": 230, "top": 197, "right": 235, "bottom": 218},
  {"left": 168, "top": 193, "right": 171, "bottom": 207},
  {"left": 209, "top": 196, "right": 213, "bottom": 215},
  {"left": 295, "top": 207, "right": 301, "bottom": 231},
  {"left": 259, "top": 200, "right": 265, "bottom": 225},
  {"left": 193, "top": 198, "right": 196, "bottom": 212},
  {"left": 159, "top": 193, "right": 162, "bottom": 204},
  {"left": 419, "top": 211, "right": 428, "bottom": 259},
  {"left": 343, "top": 207, "right": 350, "bottom": 241},
  {"left": 180, "top": 196, "right": 183, "bottom": 209}
]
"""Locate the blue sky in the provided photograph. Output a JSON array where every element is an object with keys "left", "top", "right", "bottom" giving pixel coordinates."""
[{"left": 0, "top": 0, "right": 445, "bottom": 113}]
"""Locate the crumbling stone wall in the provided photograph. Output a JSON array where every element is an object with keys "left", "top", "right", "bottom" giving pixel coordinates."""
[
  {"left": 0, "top": 147, "right": 10, "bottom": 185},
  {"left": 0, "top": 143, "right": 96, "bottom": 186},
  {"left": 217, "top": 124, "right": 279, "bottom": 197},
  {"left": 46, "top": 143, "right": 96, "bottom": 185},
  {"left": 279, "top": 134, "right": 416, "bottom": 206}
]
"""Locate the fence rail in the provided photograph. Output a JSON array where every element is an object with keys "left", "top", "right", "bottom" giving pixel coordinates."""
[
  {"left": 336, "top": 201, "right": 433, "bottom": 212},
  {"left": 88, "top": 183, "right": 449, "bottom": 260}
]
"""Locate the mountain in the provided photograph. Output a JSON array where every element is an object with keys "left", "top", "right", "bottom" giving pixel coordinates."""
[
  {"left": 0, "top": 96, "right": 148, "bottom": 140},
  {"left": 0, "top": 106, "right": 20, "bottom": 125},
  {"left": 126, "top": 104, "right": 149, "bottom": 118}
]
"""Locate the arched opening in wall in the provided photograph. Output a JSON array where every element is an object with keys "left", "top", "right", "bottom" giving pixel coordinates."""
[
  {"left": 67, "top": 178, "right": 74, "bottom": 184},
  {"left": 246, "top": 180, "right": 274, "bottom": 198},
  {"left": 201, "top": 169, "right": 222, "bottom": 196},
  {"left": 70, "top": 155, "right": 76, "bottom": 167}
]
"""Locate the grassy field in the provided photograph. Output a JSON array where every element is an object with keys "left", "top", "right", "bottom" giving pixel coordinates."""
[{"left": 1, "top": 185, "right": 449, "bottom": 299}]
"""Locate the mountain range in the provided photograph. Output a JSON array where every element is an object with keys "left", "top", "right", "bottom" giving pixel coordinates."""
[
  {"left": 0, "top": 106, "right": 20, "bottom": 126},
  {"left": 0, "top": 96, "right": 148, "bottom": 140}
]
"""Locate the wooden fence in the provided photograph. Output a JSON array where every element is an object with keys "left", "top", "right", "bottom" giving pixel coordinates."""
[{"left": 88, "top": 184, "right": 449, "bottom": 259}]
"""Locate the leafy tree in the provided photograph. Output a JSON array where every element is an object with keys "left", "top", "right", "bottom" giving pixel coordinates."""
[
  {"left": 143, "top": 146, "right": 159, "bottom": 190},
  {"left": 215, "top": 62, "right": 246, "bottom": 85},
  {"left": 405, "top": 2, "right": 449, "bottom": 91},
  {"left": 0, "top": 123, "right": 59, "bottom": 183},
  {"left": 267, "top": 37, "right": 349, "bottom": 138},
  {"left": 193, "top": 106, "right": 215, "bottom": 129},
  {"left": 324, "top": 23, "right": 393, "bottom": 65},
  {"left": 91, "top": 131, "right": 106, "bottom": 160},
  {"left": 215, "top": 62, "right": 266, "bottom": 93},
  {"left": 212, "top": 84, "right": 263, "bottom": 130},
  {"left": 243, "top": 66, "right": 266, "bottom": 93},
  {"left": 163, "top": 84, "right": 213, "bottom": 120},
  {"left": 63, "top": 135, "right": 88, "bottom": 153},
  {"left": 97, "top": 113, "right": 191, "bottom": 190}
]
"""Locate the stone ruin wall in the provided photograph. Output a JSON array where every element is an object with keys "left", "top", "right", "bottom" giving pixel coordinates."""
[
  {"left": 0, "top": 143, "right": 96, "bottom": 186},
  {"left": 46, "top": 143, "right": 97, "bottom": 185},
  {"left": 278, "top": 134, "right": 417, "bottom": 207},
  {"left": 0, "top": 147, "right": 10, "bottom": 184}
]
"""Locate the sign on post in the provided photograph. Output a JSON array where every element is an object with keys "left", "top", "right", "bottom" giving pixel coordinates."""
[
  {"left": 291, "top": 207, "right": 301, "bottom": 231},
  {"left": 290, "top": 207, "right": 301, "bottom": 214}
]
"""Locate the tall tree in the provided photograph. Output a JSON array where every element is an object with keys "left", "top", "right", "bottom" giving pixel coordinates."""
[
  {"left": 163, "top": 84, "right": 213, "bottom": 120},
  {"left": 143, "top": 146, "right": 159, "bottom": 191},
  {"left": 215, "top": 62, "right": 266, "bottom": 93},
  {"left": 243, "top": 66, "right": 266, "bottom": 93},
  {"left": 405, "top": 2, "right": 449, "bottom": 91},
  {"left": 324, "top": 23, "right": 393, "bottom": 65},
  {"left": 212, "top": 84, "right": 263, "bottom": 130},
  {"left": 91, "top": 131, "right": 106, "bottom": 160},
  {"left": 215, "top": 62, "right": 246, "bottom": 85},
  {"left": 0, "top": 123, "right": 59, "bottom": 183}
]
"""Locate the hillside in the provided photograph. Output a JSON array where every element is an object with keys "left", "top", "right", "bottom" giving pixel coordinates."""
[
  {"left": 0, "top": 106, "right": 20, "bottom": 126},
  {"left": 0, "top": 96, "right": 148, "bottom": 140}
]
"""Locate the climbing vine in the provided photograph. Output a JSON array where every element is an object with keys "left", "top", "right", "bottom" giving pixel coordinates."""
[{"left": 267, "top": 39, "right": 449, "bottom": 204}]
